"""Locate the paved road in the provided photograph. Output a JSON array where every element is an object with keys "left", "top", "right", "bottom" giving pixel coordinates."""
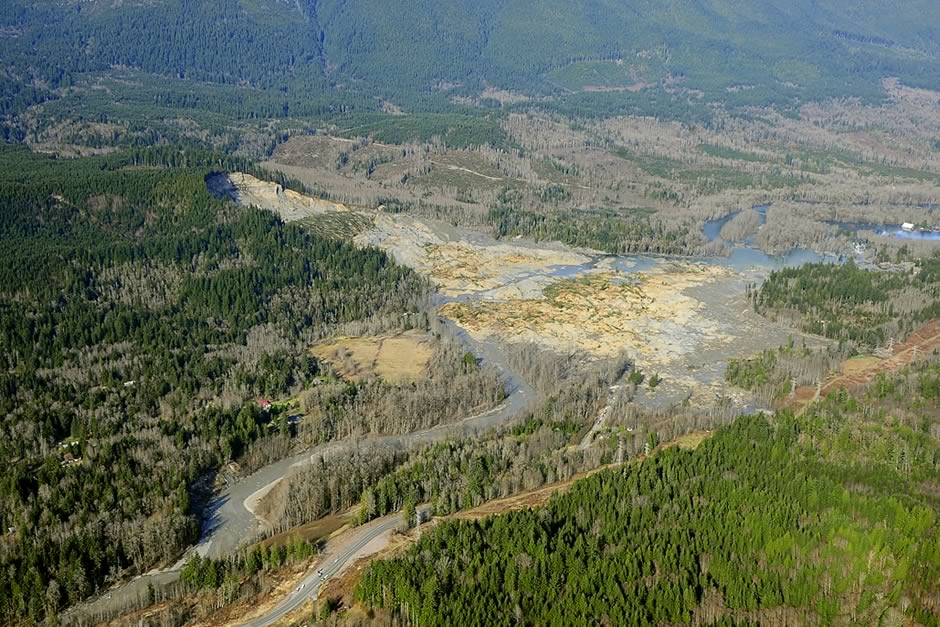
[
  {"left": 240, "top": 513, "right": 404, "bottom": 627},
  {"left": 65, "top": 327, "right": 533, "bottom": 625},
  {"left": 194, "top": 320, "right": 530, "bottom": 561}
]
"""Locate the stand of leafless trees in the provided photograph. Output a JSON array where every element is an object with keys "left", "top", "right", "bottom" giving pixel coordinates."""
[
  {"left": 262, "top": 348, "right": 634, "bottom": 534},
  {"left": 718, "top": 208, "right": 763, "bottom": 243},
  {"left": 296, "top": 336, "right": 506, "bottom": 444}
]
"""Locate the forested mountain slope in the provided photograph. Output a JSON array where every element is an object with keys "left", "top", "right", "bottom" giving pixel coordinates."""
[{"left": 3, "top": 0, "right": 940, "bottom": 121}]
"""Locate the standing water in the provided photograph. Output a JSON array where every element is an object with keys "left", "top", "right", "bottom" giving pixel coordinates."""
[{"left": 701, "top": 204, "right": 834, "bottom": 271}]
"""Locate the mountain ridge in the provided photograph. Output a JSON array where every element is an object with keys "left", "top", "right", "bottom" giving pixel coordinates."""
[{"left": 4, "top": 0, "right": 940, "bottom": 116}]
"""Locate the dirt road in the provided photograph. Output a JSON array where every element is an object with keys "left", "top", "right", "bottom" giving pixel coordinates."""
[
  {"left": 789, "top": 319, "right": 940, "bottom": 414},
  {"left": 578, "top": 383, "right": 621, "bottom": 450}
]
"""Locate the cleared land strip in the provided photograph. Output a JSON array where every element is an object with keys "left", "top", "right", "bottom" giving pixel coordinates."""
[
  {"left": 578, "top": 383, "right": 621, "bottom": 450},
  {"left": 248, "top": 432, "right": 713, "bottom": 626},
  {"left": 789, "top": 319, "right": 940, "bottom": 415},
  {"left": 429, "top": 159, "right": 505, "bottom": 181}
]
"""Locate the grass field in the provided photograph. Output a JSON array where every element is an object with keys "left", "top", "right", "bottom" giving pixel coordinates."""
[
  {"left": 310, "top": 332, "right": 435, "bottom": 384},
  {"left": 840, "top": 355, "right": 883, "bottom": 375}
]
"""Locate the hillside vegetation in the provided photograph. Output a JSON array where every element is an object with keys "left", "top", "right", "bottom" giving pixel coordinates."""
[
  {"left": 357, "top": 368, "right": 940, "bottom": 625},
  {"left": 3, "top": 0, "right": 940, "bottom": 125},
  {"left": 752, "top": 258, "right": 940, "bottom": 348},
  {"left": 0, "top": 145, "right": 500, "bottom": 623}
]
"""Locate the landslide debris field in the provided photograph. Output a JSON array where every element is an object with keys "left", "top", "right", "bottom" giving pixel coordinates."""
[
  {"left": 206, "top": 172, "right": 352, "bottom": 220},
  {"left": 261, "top": 84, "right": 940, "bottom": 261},
  {"left": 439, "top": 266, "right": 729, "bottom": 360},
  {"left": 214, "top": 172, "right": 822, "bottom": 410},
  {"left": 310, "top": 332, "right": 435, "bottom": 384},
  {"left": 355, "top": 212, "right": 591, "bottom": 300}
]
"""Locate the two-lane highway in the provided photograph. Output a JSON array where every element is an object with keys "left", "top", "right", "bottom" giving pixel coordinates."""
[
  {"left": 240, "top": 508, "right": 427, "bottom": 626},
  {"left": 66, "top": 326, "right": 532, "bottom": 626}
]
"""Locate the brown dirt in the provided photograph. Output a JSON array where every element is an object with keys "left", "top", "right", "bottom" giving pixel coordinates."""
[
  {"left": 453, "top": 476, "right": 589, "bottom": 520},
  {"left": 191, "top": 560, "right": 319, "bottom": 627},
  {"left": 108, "top": 514, "right": 358, "bottom": 627},
  {"left": 440, "top": 266, "right": 729, "bottom": 360},
  {"left": 787, "top": 319, "right": 940, "bottom": 414},
  {"left": 261, "top": 511, "right": 354, "bottom": 549},
  {"left": 840, "top": 355, "right": 882, "bottom": 375},
  {"left": 310, "top": 331, "right": 435, "bottom": 384},
  {"left": 208, "top": 172, "right": 352, "bottom": 222},
  {"left": 419, "top": 241, "right": 588, "bottom": 297}
]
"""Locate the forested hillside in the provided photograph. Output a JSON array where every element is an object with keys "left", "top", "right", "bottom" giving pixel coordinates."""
[
  {"left": 3, "top": 0, "right": 940, "bottom": 126},
  {"left": 751, "top": 258, "right": 940, "bottom": 348},
  {"left": 0, "top": 146, "right": 430, "bottom": 622},
  {"left": 357, "top": 368, "right": 940, "bottom": 625},
  {"left": 4, "top": 1, "right": 940, "bottom": 624}
]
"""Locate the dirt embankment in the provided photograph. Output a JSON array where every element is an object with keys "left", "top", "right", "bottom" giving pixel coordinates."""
[
  {"left": 207, "top": 172, "right": 351, "bottom": 221},
  {"left": 213, "top": 171, "right": 590, "bottom": 299}
]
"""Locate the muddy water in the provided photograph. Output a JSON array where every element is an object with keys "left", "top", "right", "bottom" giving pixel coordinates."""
[
  {"left": 427, "top": 211, "right": 839, "bottom": 421},
  {"left": 508, "top": 243, "right": 830, "bottom": 290},
  {"left": 443, "top": 203, "right": 832, "bottom": 307},
  {"left": 705, "top": 202, "right": 940, "bottom": 247},
  {"left": 702, "top": 203, "right": 768, "bottom": 242}
]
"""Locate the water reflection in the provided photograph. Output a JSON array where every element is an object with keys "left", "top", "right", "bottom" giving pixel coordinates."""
[
  {"left": 828, "top": 221, "right": 940, "bottom": 241},
  {"left": 701, "top": 204, "right": 833, "bottom": 270},
  {"left": 703, "top": 204, "right": 770, "bottom": 243}
]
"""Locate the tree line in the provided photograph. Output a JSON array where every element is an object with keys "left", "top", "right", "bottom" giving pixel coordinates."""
[
  {"left": 752, "top": 257, "right": 940, "bottom": 349},
  {"left": 487, "top": 197, "right": 715, "bottom": 257},
  {"left": 356, "top": 368, "right": 940, "bottom": 625},
  {"left": 0, "top": 145, "right": 429, "bottom": 623}
]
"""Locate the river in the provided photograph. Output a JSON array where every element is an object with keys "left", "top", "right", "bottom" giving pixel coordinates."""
[{"left": 68, "top": 202, "right": 847, "bottom": 624}]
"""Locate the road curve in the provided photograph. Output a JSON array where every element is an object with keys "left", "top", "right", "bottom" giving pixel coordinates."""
[
  {"left": 240, "top": 513, "right": 404, "bottom": 627},
  {"left": 66, "top": 327, "right": 533, "bottom": 625},
  {"left": 196, "top": 322, "right": 530, "bottom": 560}
]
